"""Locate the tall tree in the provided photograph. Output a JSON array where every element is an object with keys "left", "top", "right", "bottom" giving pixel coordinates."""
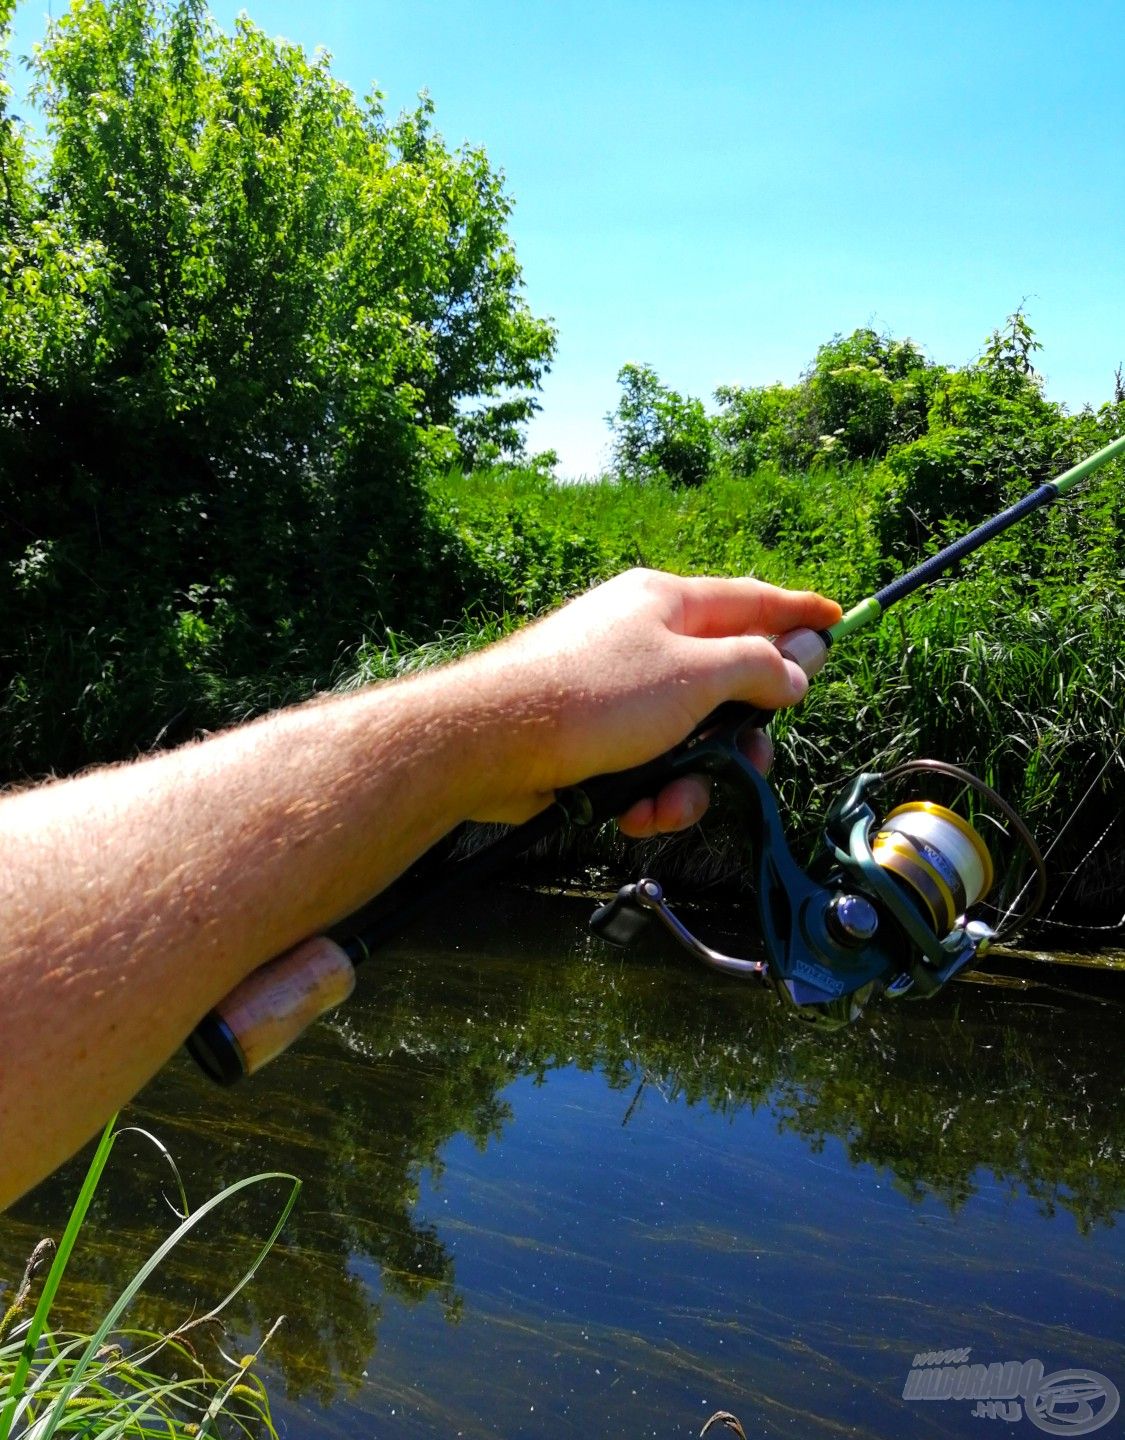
[{"left": 0, "top": 0, "right": 554, "bottom": 774}]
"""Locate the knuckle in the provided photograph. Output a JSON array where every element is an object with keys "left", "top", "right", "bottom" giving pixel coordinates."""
[
  {"left": 623, "top": 565, "right": 666, "bottom": 591},
  {"left": 740, "top": 634, "right": 785, "bottom": 667}
]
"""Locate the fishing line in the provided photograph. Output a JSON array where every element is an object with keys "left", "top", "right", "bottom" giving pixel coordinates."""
[
  {"left": 995, "top": 733, "right": 1125, "bottom": 933},
  {"left": 1035, "top": 807, "right": 1125, "bottom": 933},
  {"left": 1038, "top": 910, "right": 1125, "bottom": 935}
]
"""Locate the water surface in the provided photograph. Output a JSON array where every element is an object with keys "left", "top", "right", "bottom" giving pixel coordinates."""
[{"left": 4, "top": 892, "right": 1124, "bottom": 1438}]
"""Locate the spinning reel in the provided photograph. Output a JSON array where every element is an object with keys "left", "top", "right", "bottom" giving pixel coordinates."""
[{"left": 589, "top": 734, "right": 1045, "bottom": 1028}]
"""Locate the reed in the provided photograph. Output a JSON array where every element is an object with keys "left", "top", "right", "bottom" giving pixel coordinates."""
[{"left": 0, "top": 1120, "right": 298, "bottom": 1440}]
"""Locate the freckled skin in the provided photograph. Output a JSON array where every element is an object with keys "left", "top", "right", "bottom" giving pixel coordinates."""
[{"left": 0, "top": 569, "right": 839, "bottom": 1208}]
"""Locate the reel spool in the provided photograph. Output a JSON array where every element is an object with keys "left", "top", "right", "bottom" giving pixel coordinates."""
[
  {"left": 590, "top": 746, "right": 1045, "bottom": 1029},
  {"left": 871, "top": 802, "right": 994, "bottom": 936}
]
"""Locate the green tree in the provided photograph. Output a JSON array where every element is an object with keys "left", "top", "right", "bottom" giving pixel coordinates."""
[
  {"left": 607, "top": 361, "right": 714, "bottom": 487},
  {"left": 384, "top": 97, "right": 556, "bottom": 465},
  {"left": 0, "top": 0, "right": 554, "bottom": 776}
]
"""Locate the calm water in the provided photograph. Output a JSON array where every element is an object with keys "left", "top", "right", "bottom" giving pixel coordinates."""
[{"left": 4, "top": 892, "right": 1125, "bottom": 1438}]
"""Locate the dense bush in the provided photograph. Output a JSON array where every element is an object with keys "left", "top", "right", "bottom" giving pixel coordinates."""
[
  {"left": 715, "top": 328, "right": 936, "bottom": 473},
  {"left": 876, "top": 313, "right": 1080, "bottom": 555},
  {"left": 0, "top": 0, "right": 553, "bottom": 775},
  {"left": 621, "top": 313, "right": 1109, "bottom": 567}
]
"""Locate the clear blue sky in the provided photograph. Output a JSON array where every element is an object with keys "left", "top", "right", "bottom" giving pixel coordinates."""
[{"left": 9, "top": 1, "right": 1125, "bottom": 475}]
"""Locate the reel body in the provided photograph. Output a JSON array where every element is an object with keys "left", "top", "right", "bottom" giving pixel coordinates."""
[{"left": 589, "top": 734, "right": 1007, "bottom": 1028}]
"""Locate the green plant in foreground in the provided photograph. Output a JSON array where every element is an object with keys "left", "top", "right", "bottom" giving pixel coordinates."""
[{"left": 0, "top": 1119, "right": 298, "bottom": 1440}]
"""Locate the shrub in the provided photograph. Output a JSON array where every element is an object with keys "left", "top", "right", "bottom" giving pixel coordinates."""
[
  {"left": 607, "top": 362, "right": 715, "bottom": 488},
  {"left": 715, "top": 327, "right": 938, "bottom": 474},
  {"left": 0, "top": 0, "right": 554, "bottom": 776}
]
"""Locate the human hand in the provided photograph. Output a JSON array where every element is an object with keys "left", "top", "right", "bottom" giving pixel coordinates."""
[{"left": 456, "top": 568, "right": 841, "bottom": 831}]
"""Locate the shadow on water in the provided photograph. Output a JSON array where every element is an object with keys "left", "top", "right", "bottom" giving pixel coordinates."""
[{"left": 3, "top": 890, "right": 1124, "bottom": 1433}]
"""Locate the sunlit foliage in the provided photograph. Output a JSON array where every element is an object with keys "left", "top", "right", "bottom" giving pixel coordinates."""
[{"left": 0, "top": 0, "right": 552, "bottom": 773}]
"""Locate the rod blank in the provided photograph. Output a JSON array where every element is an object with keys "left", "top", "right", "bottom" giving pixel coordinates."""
[{"left": 829, "top": 433, "right": 1125, "bottom": 643}]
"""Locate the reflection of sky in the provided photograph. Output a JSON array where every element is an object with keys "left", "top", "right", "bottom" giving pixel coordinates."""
[{"left": 312, "top": 1062, "right": 1125, "bottom": 1440}]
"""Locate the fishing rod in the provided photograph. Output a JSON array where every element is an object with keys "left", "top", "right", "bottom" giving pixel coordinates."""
[{"left": 186, "top": 433, "right": 1125, "bottom": 1084}]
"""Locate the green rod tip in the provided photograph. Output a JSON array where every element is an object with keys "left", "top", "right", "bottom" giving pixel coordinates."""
[
  {"left": 828, "top": 596, "right": 882, "bottom": 642},
  {"left": 1051, "top": 432, "right": 1125, "bottom": 495}
]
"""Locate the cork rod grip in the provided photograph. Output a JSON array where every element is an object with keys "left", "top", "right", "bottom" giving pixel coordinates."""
[{"left": 186, "top": 935, "right": 356, "bottom": 1083}]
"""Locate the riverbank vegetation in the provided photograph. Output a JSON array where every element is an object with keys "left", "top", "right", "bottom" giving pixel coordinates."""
[
  {"left": 1, "top": 0, "right": 1122, "bottom": 922},
  {"left": 424, "top": 331, "right": 1125, "bottom": 924},
  {"left": 0, "top": 1115, "right": 293, "bottom": 1439}
]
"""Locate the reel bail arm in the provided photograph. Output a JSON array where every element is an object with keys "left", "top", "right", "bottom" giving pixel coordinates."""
[{"left": 592, "top": 878, "right": 766, "bottom": 978}]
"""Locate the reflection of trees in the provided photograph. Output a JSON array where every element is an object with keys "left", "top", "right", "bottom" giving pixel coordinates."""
[
  {"left": 767, "top": 1000, "right": 1125, "bottom": 1227},
  {"left": 2, "top": 892, "right": 1123, "bottom": 1401},
  {"left": 0, "top": 1017, "right": 506, "bottom": 1401}
]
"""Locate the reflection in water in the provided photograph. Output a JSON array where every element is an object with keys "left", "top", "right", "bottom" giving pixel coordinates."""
[{"left": 3, "top": 891, "right": 1124, "bottom": 1435}]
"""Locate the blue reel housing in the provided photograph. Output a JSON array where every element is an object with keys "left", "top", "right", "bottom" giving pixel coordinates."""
[{"left": 589, "top": 734, "right": 997, "bottom": 1028}]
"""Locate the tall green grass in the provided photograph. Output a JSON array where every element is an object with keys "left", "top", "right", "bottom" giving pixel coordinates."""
[
  {"left": 421, "top": 457, "right": 1125, "bottom": 923},
  {"left": 0, "top": 1121, "right": 297, "bottom": 1440}
]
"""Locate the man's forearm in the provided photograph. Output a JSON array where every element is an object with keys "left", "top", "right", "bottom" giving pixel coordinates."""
[
  {"left": 0, "top": 569, "right": 842, "bottom": 1208},
  {"left": 0, "top": 666, "right": 509, "bottom": 1208}
]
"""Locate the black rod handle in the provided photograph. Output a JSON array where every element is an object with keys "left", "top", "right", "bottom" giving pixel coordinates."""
[{"left": 556, "top": 700, "right": 768, "bottom": 826}]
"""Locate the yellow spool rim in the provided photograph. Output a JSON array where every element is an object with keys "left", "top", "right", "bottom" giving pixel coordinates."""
[{"left": 883, "top": 801, "right": 995, "bottom": 898}]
